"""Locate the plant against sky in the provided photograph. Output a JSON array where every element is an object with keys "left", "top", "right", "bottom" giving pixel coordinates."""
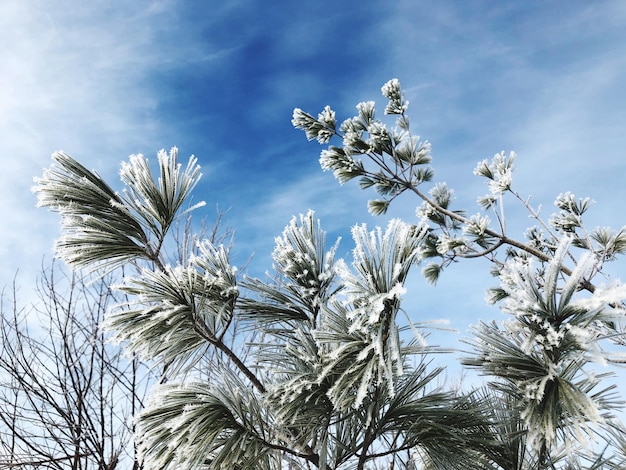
[
  {"left": 293, "top": 78, "right": 626, "bottom": 468},
  {"left": 34, "top": 147, "right": 498, "bottom": 469},
  {"left": 31, "top": 79, "right": 626, "bottom": 469},
  {"left": 0, "top": 262, "right": 151, "bottom": 469}
]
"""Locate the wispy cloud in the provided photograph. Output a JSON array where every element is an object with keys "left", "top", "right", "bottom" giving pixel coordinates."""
[
  {"left": 4, "top": 0, "right": 626, "bottom": 348},
  {"left": 377, "top": 0, "right": 626, "bottom": 235},
  {"left": 0, "top": 1, "right": 181, "bottom": 286}
]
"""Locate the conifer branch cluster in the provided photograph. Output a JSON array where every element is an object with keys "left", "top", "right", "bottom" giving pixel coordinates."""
[{"left": 31, "top": 79, "right": 626, "bottom": 469}]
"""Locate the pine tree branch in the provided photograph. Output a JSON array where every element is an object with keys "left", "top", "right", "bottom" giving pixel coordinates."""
[{"left": 407, "top": 184, "right": 596, "bottom": 293}]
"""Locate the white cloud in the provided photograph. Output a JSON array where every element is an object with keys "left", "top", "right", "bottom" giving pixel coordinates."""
[{"left": 0, "top": 1, "right": 180, "bottom": 288}]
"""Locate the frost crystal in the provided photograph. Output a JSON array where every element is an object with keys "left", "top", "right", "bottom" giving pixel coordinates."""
[
  {"left": 436, "top": 235, "right": 465, "bottom": 255},
  {"left": 292, "top": 107, "right": 335, "bottom": 143},
  {"left": 474, "top": 151, "right": 516, "bottom": 195},
  {"left": 381, "top": 78, "right": 408, "bottom": 114},
  {"left": 464, "top": 214, "right": 491, "bottom": 237},
  {"left": 366, "top": 121, "right": 390, "bottom": 151},
  {"left": 356, "top": 101, "right": 376, "bottom": 123},
  {"left": 488, "top": 169, "right": 512, "bottom": 194},
  {"left": 381, "top": 78, "right": 401, "bottom": 101},
  {"left": 318, "top": 105, "right": 335, "bottom": 127}
]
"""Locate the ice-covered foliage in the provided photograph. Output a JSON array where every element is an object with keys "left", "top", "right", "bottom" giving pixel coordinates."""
[
  {"left": 317, "top": 218, "right": 427, "bottom": 410},
  {"left": 293, "top": 78, "right": 432, "bottom": 215},
  {"left": 465, "top": 237, "right": 626, "bottom": 452},
  {"left": 105, "top": 241, "right": 238, "bottom": 377},
  {"left": 33, "top": 147, "right": 204, "bottom": 271},
  {"left": 243, "top": 212, "right": 493, "bottom": 468},
  {"left": 36, "top": 147, "right": 491, "bottom": 468},
  {"left": 245, "top": 213, "right": 427, "bottom": 410},
  {"left": 239, "top": 210, "right": 341, "bottom": 328},
  {"left": 33, "top": 78, "right": 626, "bottom": 469},
  {"left": 294, "top": 78, "right": 626, "bottom": 467},
  {"left": 137, "top": 371, "right": 275, "bottom": 469}
]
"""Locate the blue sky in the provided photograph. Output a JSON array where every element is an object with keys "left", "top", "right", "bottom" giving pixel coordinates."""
[{"left": 3, "top": 0, "right": 626, "bottom": 370}]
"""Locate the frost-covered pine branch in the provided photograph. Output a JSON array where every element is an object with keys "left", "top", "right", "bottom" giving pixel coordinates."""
[
  {"left": 240, "top": 212, "right": 498, "bottom": 469},
  {"left": 293, "top": 79, "right": 626, "bottom": 290},
  {"left": 35, "top": 152, "right": 500, "bottom": 468},
  {"left": 294, "top": 79, "right": 626, "bottom": 467},
  {"left": 33, "top": 78, "right": 626, "bottom": 468},
  {"left": 464, "top": 237, "right": 626, "bottom": 463},
  {"left": 33, "top": 148, "right": 205, "bottom": 272}
]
